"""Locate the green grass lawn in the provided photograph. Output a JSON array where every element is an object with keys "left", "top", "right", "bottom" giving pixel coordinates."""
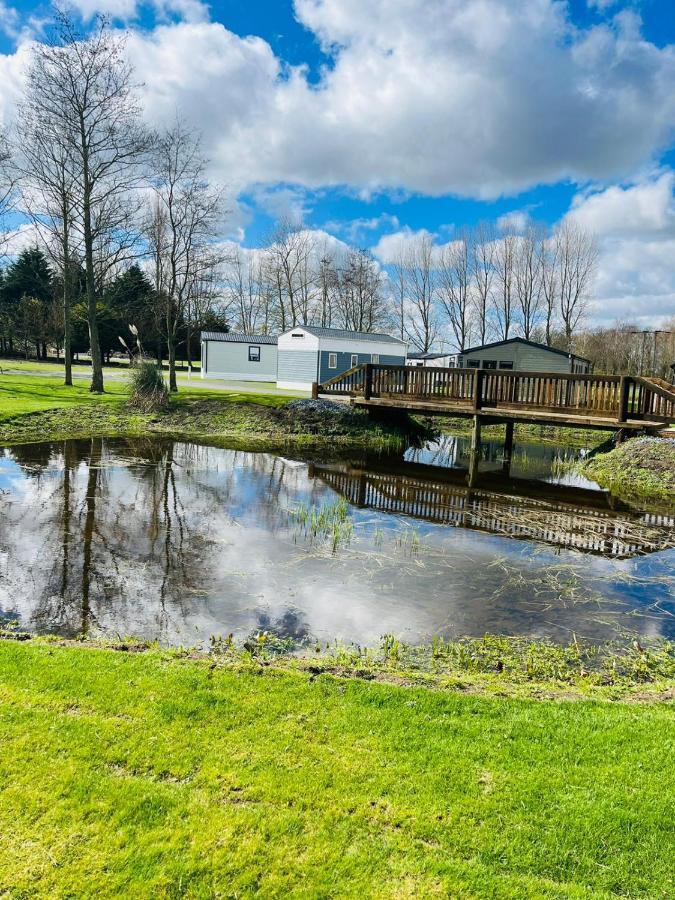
[
  {"left": 0, "top": 371, "right": 296, "bottom": 423},
  {"left": 0, "top": 642, "right": 672, "bottom": 898},
  {"left": 0, "top": 374, "right": 129, "bottom": 420}
]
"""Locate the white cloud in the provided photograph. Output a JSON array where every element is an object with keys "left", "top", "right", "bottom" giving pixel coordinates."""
[
  {"left": 0, "top": 1, "right": 19, "bottom": 38},
  {"left": 249, "top": 184, "right": 312, "bottom": 226},
  {"left": 496, "top": 210, "right": 530, "bottom": 233},
  {"left": 371, "top": 227, "right": 459, "bottom": 265},
  {"left": 323, "top": 212, "right": 400, "bottom": 243},
  {"left": 567, "top": 171, "right": 675, "bottom": 237},
  {"left": 67, "top": 0, "right": 209, "bottom": 23},
  {"left": 566, "top": 171, "right": 675, "bottom": 326},
  {"left": 0, "top": 2, "right": 673, "bottom": 199}
]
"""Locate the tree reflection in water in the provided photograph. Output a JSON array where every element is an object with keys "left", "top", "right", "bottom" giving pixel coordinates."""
[{"left": 0, "top": 436, "right": 673, "bottom": 647}]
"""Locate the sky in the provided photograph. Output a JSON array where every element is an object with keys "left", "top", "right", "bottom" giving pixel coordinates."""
[{"left": 0, "top": 0, "right": 674, "bottom": 329}]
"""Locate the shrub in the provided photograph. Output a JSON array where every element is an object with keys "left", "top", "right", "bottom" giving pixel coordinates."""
[{"left": 128, "top": 359, "right": 169, "bottom": 411}]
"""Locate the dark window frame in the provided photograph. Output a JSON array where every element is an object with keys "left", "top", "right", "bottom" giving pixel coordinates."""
[
  {"left": 498, "top": 361, "right": 514, "bottom": 370},
  {"left": 248, "top": 345, "right": 261, "bottom": 362}
]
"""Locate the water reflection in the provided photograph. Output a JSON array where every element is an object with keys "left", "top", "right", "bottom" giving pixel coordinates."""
[{"left": 0, "top": 437, "right": 673, "bottom": 647}]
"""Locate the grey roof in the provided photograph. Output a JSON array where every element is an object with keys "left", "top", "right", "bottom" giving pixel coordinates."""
[
  {"left": 289, "top": 325, "right": 406, "bottom": 345},
  {"left": 408, "top": 351, "right": 456, "bottom": 360},
  {"left": 201, "top": 331, "right": 278, "bottom": 345},
  {"left": 459, "top": 337, "right": 591, "bottom": 364}
]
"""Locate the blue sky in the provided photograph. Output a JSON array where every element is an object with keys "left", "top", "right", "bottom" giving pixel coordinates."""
[{"left": 1, "top": 0, "right": 675, "bottom": 325}]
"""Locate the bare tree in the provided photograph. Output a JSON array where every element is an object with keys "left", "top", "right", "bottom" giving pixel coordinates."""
[
  {"left": 148, "top": 121, "right": 223, "bottom": 391},
  {"left": 395, "top": 233, "right": 438, "bottom": 351},
  {"left": 24, "top": 11, "right": 150, "bottom": 392},
  {"left": 332, "top": 249, "right": 385, "bottom": 333},
  {"left": 265, "top": 220, "right": 316, "bottom": 330},
  {"left": 492, "top": 233, "right": 516, "bottom": 340},
  {"left": 539, "top": 232, "right": 559, "bottom": 345},
  {"left": 471, "top": 222, "right": 495, "bottom": 346},
  {"left": 0, "top": 127, "right": 15, "bottom": 259},
  {"left": 555, "top": 221, "right": 598, "bottom": 350},
  {"left": 225, "top": 247, "right": 267, "bottom": 333},
  {"left": 438, "top": 233, "right": 472, "bottom": 351},
  {"left": 16, "top": 86, "right": 81, "bottom": 384},
  {"left": 514, "top": 226, "right": 543, "bottom": 340}
]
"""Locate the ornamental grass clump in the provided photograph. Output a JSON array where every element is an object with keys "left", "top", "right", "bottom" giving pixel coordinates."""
[{"left": 128, "top": 359, "right": 169, "bottom": 412}]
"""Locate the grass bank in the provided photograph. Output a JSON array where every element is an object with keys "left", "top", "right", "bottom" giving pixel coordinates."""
[
  {"left": 0, "top": 638, "right": 673, "bottom": 898},
  {"left": 433, "top": 415, "right": 607, "bottom": 448},
  {"left": 0, "top": 373, "right": 411, "bottom": 451},
  {"left": 581, "top": 436, "right": 675, "bottom": 506}
]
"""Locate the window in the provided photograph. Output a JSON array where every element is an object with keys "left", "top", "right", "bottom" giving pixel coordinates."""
[
  {"left": 351, "top": 354, "right": 358, "bottom": 368},
  {"left": 291, "top": 332, "right": 304, "bottom": 338},
  {"left": 498, "top": 361, "right": 514, "bottom": 370},
  {"left": 466, "top": 359, "right": 480, "bottom": 368},
  {"left": 248, "top": 345, "right": 261, "bottom": 362},
  {"left": 328, "top": 353, "right": 337, "bottom": 369},
  {"left": 371, "top": 353, "right": 380, "bottom": 364},
  {"left": 484, "top": 360, "right": 497, "bottom": 369}
]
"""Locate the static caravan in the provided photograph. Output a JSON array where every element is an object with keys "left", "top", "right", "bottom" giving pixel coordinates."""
[
  {"left": 201, "top": 332, "right": 278, "bottom": 381},
  {"left": 456, "top": 338, "right": 591, "bottom": 374},
  {"left": 277, "top": 326, "right": 408, "bottom": 391},
  {"left": 407, "top": 352, "right": 458, "bottom": 368}
]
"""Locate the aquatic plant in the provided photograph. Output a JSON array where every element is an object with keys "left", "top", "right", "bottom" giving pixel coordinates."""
[{"left": 291, "top": 497, "right": 354, "bottom": 552}]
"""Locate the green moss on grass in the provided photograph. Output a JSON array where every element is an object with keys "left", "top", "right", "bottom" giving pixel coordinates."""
[
  {"left": 582, "top": 436, "right": 675, "bottom": 506},
  {"left": 0, "top": 395, "right": 411, "bottom": 452}
]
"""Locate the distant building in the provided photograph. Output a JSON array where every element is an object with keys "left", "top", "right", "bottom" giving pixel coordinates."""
[
  {"left": 455, "top": 338, "right": 592, "bottom": 374},
  {"left": 407, "top": 351, "right": 457, "bottom": 368},
  {"left": 277, "top": 326, "right": 407, "bottom": 390},
  {"left": 201, "top": 332, "right": 278, "bottom": 382},
  {"left": 201, "top": 326, "right": 407, "bottom": 389}
]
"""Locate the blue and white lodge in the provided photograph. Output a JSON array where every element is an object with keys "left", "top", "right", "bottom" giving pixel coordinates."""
[{"left": 201, "top": 325, "right": 408, "bottom": 391}]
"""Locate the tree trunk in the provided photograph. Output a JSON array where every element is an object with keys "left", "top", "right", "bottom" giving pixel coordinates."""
[
  {"left": 167, "top": 296, "right": 178, "bottom": 392},
  {"left": 82, "top": 165, "right": 104, "bottom": 392},
  {"left": 63, "top": 225, "right": 73, "bottom": 386}
]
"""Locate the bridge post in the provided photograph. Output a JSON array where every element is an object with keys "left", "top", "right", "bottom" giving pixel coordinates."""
[
  {"left": 472, "top": 368, "right": 484, "bottom": 412},
  {"left": 467, "top": 415, "right": 482, "bottom": 488},
  {"left": 364, "top": 363, "right": 373, "bottom": 401},
  {"left": 502, "top": 421, "right": 514, "bottom": 475},
  {"left": 617, "top": 375, "right": 629, "bottom": 424}
]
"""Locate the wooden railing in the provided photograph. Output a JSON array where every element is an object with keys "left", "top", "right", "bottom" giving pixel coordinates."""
[{"left": 318, "top": 364, "right": 675, "bottom": 424}]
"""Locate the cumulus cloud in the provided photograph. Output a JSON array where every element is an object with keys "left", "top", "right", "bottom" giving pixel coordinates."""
[
  {"left": 0, "top": 1, "right": 19, "bottom": 38},
  {"left": 371, "top": 227, "right": 458, "bottom": 265},
  {"left": 66, "top": 0, "right": 209, "bottom": 23},
  {"left": 0, "top": 0, "right": 668, "bottom": 199},
  {"left": 496, "top": 210, "right": 530, "bottom": 233},
  {"left": 566, "top": 171, "right": 675, "bottom": 326}
]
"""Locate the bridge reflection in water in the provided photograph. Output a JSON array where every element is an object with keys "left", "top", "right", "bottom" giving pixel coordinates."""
[{"left": 309, "top": 461, "right": 675, "bottom": 560}]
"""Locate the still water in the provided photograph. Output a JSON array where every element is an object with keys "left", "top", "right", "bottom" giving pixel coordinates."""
[{"left": 0, "top": 436, "right": 673, "bottom": 647}]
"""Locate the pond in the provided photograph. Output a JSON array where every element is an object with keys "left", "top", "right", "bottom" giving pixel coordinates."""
[{"left": 0, "top": 435, "right": 673, "bottom": 648}]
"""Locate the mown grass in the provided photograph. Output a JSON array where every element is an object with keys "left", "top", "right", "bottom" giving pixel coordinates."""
[
  {"left": 0, "top": 639, "right": 673, "bottom": 898},
  {"left": 0, "top": 373, "right": 410, "bottom": 451}
]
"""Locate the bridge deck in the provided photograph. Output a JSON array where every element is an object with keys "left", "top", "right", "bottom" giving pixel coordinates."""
[{"left": 317, "top": 364, "right": 675, "bottom": 431}]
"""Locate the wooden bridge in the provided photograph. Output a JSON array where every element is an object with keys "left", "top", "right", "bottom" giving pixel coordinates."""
[
  {"left": 316, "top": 364, "right": 675, "bottom": 484},
  {"left": 317, "top": 364, "right": 675, "bottom": 430}
]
